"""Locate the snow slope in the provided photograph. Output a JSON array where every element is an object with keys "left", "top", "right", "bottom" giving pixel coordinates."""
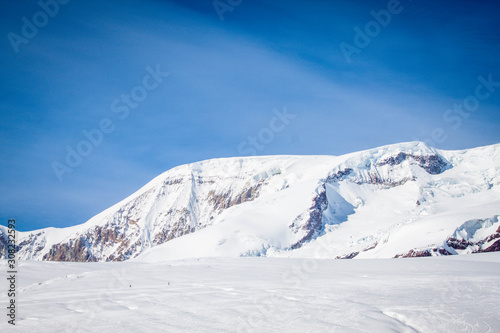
[
  {"left": 2, "top": 253, "right": 500, "bottom": 332},
  {"left": 282, "top": 142, "right": 500, "bottom": 260},
  {"left": 138, "top": 141, "right": 500, "bottom": 262},
  {"left": 1, "top": 141, "right": 499, "bottom": 261}
]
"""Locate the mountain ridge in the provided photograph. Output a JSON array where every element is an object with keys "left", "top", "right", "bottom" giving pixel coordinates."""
[{"left": 2, "top": 141, "right": 499, "bottom": 262}]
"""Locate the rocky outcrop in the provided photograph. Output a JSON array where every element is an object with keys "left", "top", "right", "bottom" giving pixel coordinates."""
[
  {"left": 153, "top": 218, "right": 196, "bottom": 245},
  {"left": 0, "top": 231, "right": 8, "bottom": 258},
  {"left": 481, "top": 237, "right": 500, "bottom": 252},
  {"left": 376, "top": 152, "right": 449, "bottom": 175},
  {"left": 325, "top": 168, "right": 353, "bottom": 183},
  {"left": 43, "top": 237, "right": 96, "bottom": 262},
  {"left": 446, "top": 216, "right": 500, "bottom": 254},
  {"left": 41, "top": 218, "right": 197, "bottom": 262},
  {"left": 394, "top": 217, "right": 500, "bottom": 259},
  {"left": 289, "top": 187, "right": 328, "bottom": 250},
  {"left": 394, "top": 247, "right": 453, "bottom": 258},
  {"left": 0, "top": 230, "right": 45, "bottom": 259},
  {"left": 336, "top": 252, "right": 359, "bottom": 259},
  {"left": 208, "top": 183, "right": 263, "bottom": 211},
  {"left": 445, "top": 226, "right": 500, "bottom": 254}
]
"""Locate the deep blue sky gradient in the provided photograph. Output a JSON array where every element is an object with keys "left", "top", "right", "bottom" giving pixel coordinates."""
[{"left": 1, "top": 0, "right": 499, "bottom": 230}]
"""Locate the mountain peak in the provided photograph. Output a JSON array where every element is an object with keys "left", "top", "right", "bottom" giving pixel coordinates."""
[{"left": 2, "top": 142, "right": 499, "bottom": 262}]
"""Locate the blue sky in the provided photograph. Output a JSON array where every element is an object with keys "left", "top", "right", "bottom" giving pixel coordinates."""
[{"left": 1, "top": 0, "right": 499, "bottom": 231}]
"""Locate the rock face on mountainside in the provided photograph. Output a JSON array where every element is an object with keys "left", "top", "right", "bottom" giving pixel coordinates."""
[
  {"left": 394, "top": 216, "right": 500, "bottom": 258},
  {"left": 26, "top": 171, "right": 270, "bottom": 261},
  {"left": 1, "top": 141, "right": 499, "bottom": 262},
  {"left": 1, "top": 159, "right": 286, "bottom": 262},
  {"left": 289, "top": 151, "right": 450, "bottom": 250}
]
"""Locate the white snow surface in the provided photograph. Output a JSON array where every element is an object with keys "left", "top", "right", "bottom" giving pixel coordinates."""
[
  {"left": 3, "top": 141, "right": 499, "bottom": 261},
  {"left": 2, "top": 141, "right": 500, "bottom": 332},
  {"left": 137, "top": 141, "right": 500, "bottom": 261},
  {"left": 2, "top": 253, "right": 500, "bottom": 332}
]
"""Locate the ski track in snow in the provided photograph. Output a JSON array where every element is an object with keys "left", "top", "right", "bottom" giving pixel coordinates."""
[{"left": 2, "top": 253, "right": 500, "bottom": 332}]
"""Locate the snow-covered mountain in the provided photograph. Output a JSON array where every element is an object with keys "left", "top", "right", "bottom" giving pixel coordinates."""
[{"left": 2, "top": 141, "right": 499, "bottom": 262}]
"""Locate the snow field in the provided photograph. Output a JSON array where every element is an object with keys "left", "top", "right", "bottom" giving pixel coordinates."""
[{"left": 2, "top": 253, "right": 500, "bottom": 332}]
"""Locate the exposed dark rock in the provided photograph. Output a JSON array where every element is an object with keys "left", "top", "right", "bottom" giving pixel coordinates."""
[
  {"left": 362, "top": 242, "right": 378, "bottom": 252},
  {"left": 355, "top": 175, "right": 415, "bottom": 187},
  {"left": 325, "top": 154, "right": 447, "bottom": 188},
  {"left": 0, "top": 231, "right": 8, "bottom": 259},
  {"left": 44, "top": 236, "right": 97, "bottom": 262},
  {"left": 436, "top": 248, "right": 453, "bottom": 256},
  {"left": 336, "top": 252, "right": 359, "bottom": 259},
  {"left": 394, "top": 220, "right": 500, "bottom": 259},
  {"left": 446, "top": 238, "right": 473, "bottom": 250},
  {"left": 376, "top": 152, "right": 449, "bottom": 175},
  {"left": 164, "top": 178, "right": 183, "bottom": 186},
  {"left": 42, "top": 223, "right": 132, "bottom": 262},
  {"left": 475, "top": 226, "right": 500, "bottom": 253},
  {"left": 153, "top": 220, "right": 196, "bottom": 245},
  {"left": 208, "top": 183, "right": 263, "bottom": 211},
  {"left": 328, "top": 167, "right": 416, "bottom": 186},
  {"left": 445, "top": 219, "right": 500, "bottom": 254},
  {"left": 326, "top": 168, "right": 353, "bottom": 183},
  {"left": 394, "top": 249, "right": 432, "bottom": 258},
  {"left": 485, "top": 233, "right": 500, "bottom": 243},
  {"left": 0, "top": 230, "right": 45, "bottom": 259},
  {"left": 290, "top": 187, "right": 328, "bottom": 250},
  {"left": 481, "top": 239, "right": 500, "bottom": 252}
]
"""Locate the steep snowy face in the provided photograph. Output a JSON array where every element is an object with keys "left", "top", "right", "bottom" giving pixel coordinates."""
[
  {"left": 288, "top": 142, "right": 500, "bottom": 260},
  {"left": 287, "top": 142, "right": 451, "bottom": 250},
  {"left": 2, "top": 156, "right": 335, "bottom": 261},
  {"left": 2, "top": 141, "right": 499, "bottom": 262}
]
